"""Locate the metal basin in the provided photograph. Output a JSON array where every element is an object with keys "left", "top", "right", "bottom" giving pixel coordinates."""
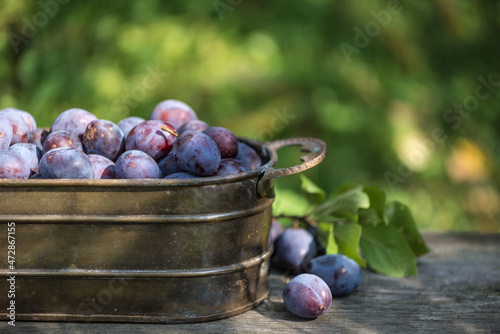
[{"left": 0, "top": 137, "right": 326, "bottom": 323}]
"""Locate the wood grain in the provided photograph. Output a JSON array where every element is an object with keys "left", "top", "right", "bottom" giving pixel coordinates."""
[{"left": 2, "top": 232, "right": 499, "bottom": 333}]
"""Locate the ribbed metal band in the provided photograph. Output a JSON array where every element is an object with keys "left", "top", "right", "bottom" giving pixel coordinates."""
[
  {"left": 0, "top": 247, "right": 273, "bottom": 278},
  {"left": 0, "top": 198, "right": 273, "bottom": 224}
]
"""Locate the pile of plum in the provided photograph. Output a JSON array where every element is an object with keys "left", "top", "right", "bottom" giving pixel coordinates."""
[
  {"left": 0, "top": 100, "right": 262, "bottom": 179},
  {"left": 270, "top": 221, "right": 363, "bottom": 319}
]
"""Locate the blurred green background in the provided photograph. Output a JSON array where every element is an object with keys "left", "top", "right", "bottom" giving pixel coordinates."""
[{"left": 1, "top": 0, "right": 499, "bottom": 231}]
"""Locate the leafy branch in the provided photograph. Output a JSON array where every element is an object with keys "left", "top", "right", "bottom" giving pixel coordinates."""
[{"left": 272, "top": 175, "right": 430, "bottom": 277}]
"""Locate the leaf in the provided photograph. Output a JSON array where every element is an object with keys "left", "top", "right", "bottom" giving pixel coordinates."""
[
  {"left": 386, "top": 201, "right": 430, "bottom": 257},
  {"left": 300, "top": 174, "right": 326, "bottom": 205},
  {"left": 335, "top": 223, "right": 366, "bottom": 267},
  {"left": 316, "top": 222, "right": 331, "bottom": 249},
  {"left": 274, "top": 217, "right": 294, "bottom": 229},
  {"left": 360, "top": 224, "right": 417, "bottom": 277},
  {"left": 358, "top": 186, "right": 388, "bottom": 226},
  {"left": 273, "top": 186, "right": 311, "bottom": 217},
  {"left": 328, "top": 182, "right": 361, "bottom": 199},
  {"left": 358, "top": 208, "right": 381, "bottom": 226},
  {"left": 311, "top": 183, "right": 369, "bottom": 222},
  {"left": 325, "top": 224, "right": 338, "bottom": 255}
]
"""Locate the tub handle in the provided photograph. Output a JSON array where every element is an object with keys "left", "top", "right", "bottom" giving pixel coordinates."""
[{"left": 257, "top": 137, "right": 327, "bottom": 197}]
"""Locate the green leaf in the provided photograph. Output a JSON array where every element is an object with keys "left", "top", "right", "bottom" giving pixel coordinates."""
[
  {"left": 358, "top": 208, "right": 381, "bottom": 226},
  {"left": 274, "top": 217, "right": 294, "bottom": 228},
  {"left": 328, "top": 182, "right": 362, "bottom": 199},
  {"left": 360, "top": 224, "right": 417, "bottom": 277},
  {"left": 335, "top": 223, "right": 366, "bottom": 267},
  {"left": 316, "top": 222, "right": 330, "bottom": 249},
  {"left": 273, "top": 186, "right": 311, "bottom": 217},
  {"left": 311, "top": 183, "right": 369, "bottom": 222},
  {"left": 300, "top": 174, "right": 326, "bottom": 205},
  {"left": 325, "top": 224, "right": 338, "bottom": 255},
  {"left": 386, "top": 201, "right": 430, "bottom": 257},
  {"left": 358, "top": 186, "right": 388, "bottom": 226}
]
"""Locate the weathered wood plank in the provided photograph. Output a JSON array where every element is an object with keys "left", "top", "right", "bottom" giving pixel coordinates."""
[{"left": 2, "top": 232, "right": 499, "bottom": 333}]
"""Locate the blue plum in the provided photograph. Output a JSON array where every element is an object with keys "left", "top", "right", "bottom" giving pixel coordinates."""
[
  {"left": 125, "top": 120, "right": 177, "bottom": 161},
  {"left": 236, "top": 141, "right": 262, "bottom": 170},
  {"left": 0, "top": 150, "right": 31, "bottom": 179},
  {"left": 203, "top": 127, "right": 238, "bottom": 159},
  {"left": 149, "top": 99, "right": 197, "bottom": 129},
  {"left": 283, "top": 273, "right": 332, "bottom": 319},
  {"left": 83, "top": 119, "right": 125, "bottom": 161},
  {"left": 0, "top": 110, "right": 29, "bottom": 144},
  {"left": 0, "top": 108, "right": 36, "bottom": 133},
  {"left": 28, "top": 128, "right": 49, "bottom": 151},
  {"left": 43, "top": 130, "right": 83, "bottom": 155},
  {"left": 268, "top": 219, "right": 285, "bottom": 249},
  {"left": 50, "top": 108, "right": 97, "bottom": 140},
  {"left": 214, "top": 158, "right": 248, "bottom": 176},
  {"left": 306, "top": 254, "right": 362, "bottom": 297},
  {"left": 39, "top": 147, "right": 94, "bottom": 179},
  {"left": 88, "top": 154, "right": 116, "bottom": 179},
  {"left": 0, "top": 117, "right": 14, "bottom": 149},
  {"left": 157, "top": 153, "right": 183, "bottom": 177},
  {"left": 173, "top": 130, "right": 221, "bottom": 176},
  {"left": 115, "top": 150, "right": 162, "bottom": 179},
  {"left": 178, "top": 120, "right": 209, "bottom": 134},
  {"left": 117, "top": 116, "right": 145, "bottom": 137},
  {"left": 8, "top": 143, "right": 42, "bottom": 176},
  {"left": 163, "top": 172, "right": 197, "bottom": 179},
  {"left": 275, "top": 228, "right": 317, "bottom": 274}
]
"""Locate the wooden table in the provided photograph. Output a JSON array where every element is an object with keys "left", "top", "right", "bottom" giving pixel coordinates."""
[{"left": 2, "top": 232, "right": 499, "bottom": 333}]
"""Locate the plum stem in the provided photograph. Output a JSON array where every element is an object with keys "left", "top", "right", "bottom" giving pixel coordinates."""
[{"left": 161, "top": 126, "right": 178, "bottom": 137}]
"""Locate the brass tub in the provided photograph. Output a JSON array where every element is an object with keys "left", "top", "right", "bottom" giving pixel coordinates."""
[{"left": 0, "top": 137, "right": 326, "bottom": 323}]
